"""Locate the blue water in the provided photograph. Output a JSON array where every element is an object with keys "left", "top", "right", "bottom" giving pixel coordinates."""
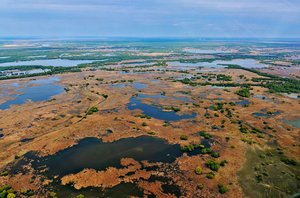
[
  {"left": 236, "top": 99, "right": 250, "bottom": 106},
  {"left": 128, "top": 94, "right": 196, "bottom": 121},
  {"left": 253, "top": 111, "right": 280, "bottom": 117},
  {"left": 132, "top": 82, "right": 148, "bottom": 90},
  {"left": 0, "top": 59, "right": 97, "bottom": 67},
  {"left": 0, "top": 77, "right": 64, "bottom": 110}
]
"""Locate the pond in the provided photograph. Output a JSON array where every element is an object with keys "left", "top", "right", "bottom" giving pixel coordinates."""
[
  {"left": 132, "top": 82, "right": 148, "bottom": 90},
  {"left": 0, "top": 76, "right": 64, "bottom": 110},
  {"left": 14, "top": 136, "right": 182, "bottom": 178},
  {"left": 128, "top": 94, "right": 196, "bottom": 121},
  {"left": 167, "top": 59, "right": 268, "bottom": 70},
  {"left": 253, "top": 111, "right": 280, "bottom": 117},
  {"left": 10, "top": 136, "right": 183, "bottom": 197},
  {"left": 283, "top": 118, "right": 300, "bottom": 128},
  {"left": 0, "top": 59, "right": 98, "bottom": 67},
  {"left": 236, "top": 99, "right": 250, "bottom": 106}
]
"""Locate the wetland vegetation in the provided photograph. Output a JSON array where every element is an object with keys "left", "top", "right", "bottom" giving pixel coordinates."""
[{"left": 0, "top": 39, "right": 299, "bottom": 198}]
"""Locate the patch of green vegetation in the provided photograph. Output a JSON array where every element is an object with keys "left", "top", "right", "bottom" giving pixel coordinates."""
[
  {"left": 141, "top": 122, "right": 148, "bottom": 127},
  {"left": 218, "top": 184, "right": 228, "bottom": 194},
  {"left": 138, "top": 114, "right": 152, "bottom": 119},
  {"left": 211, "top": 151, "right": 220, "bottom": 158},
  {"left": 181, "top": 144, "right": 195, "bottom": 152},
  {"left": 201, "top": 148, "right": 212, "bottom": 154},
  {"left": 206, "top": 160, "right": 220, "bottom": 171},
  {"left": 180, "top": 135, "right": 188, "bottom": 140},
  {"left": 217, "top": 74, "right": 232, "bottom": 81},
  {"left": 206, "top": 171, "right": 215, "bottom": 179},
  {"left": 21, "top": 189, "right": 34, "bottom": 196},
  {"left": 198, "top": 131, "right": 212, "bottom": 139},
  {"left": 238, "top": 148, "right": 300, "bottom": 197},
  {"left": 235, "top": 88, "right": 251, "bottom": 98},
  {"left": 227, "top": 64, "right": 300, "bottom": 93},
  {"left": 0, "top": 171, "right": 8, "bottom": 176},
  {"left": 195, "top": 167, "right": 203, "bottom": 175},
  {"left": 87, "top": 106, "right": 98, "bottom": 115},
  {"left": 220, "top": 160, "right": 228, "bottom": 166},
  {"left": 239, "top": 126, "right": 249, "bottom": 133},
  {"left": 280, "top": 157, "right": 298, "bottom": 166},
  {"left": 197, "top": 183, "right": 204, "bottom": 190},
  {"left": 49, "top": 192, "right": 58, "bottom": 198},
  {"left": 147, "top": 131, "right": 156, "bottom": 135}
]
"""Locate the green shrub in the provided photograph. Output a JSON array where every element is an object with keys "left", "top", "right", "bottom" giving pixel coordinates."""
[
  {"left": 147, "top": 131, "right": 156, "bottom": 135},
  {"left": 211, "top": 151, "right": 220, "bottom": 158},
  {"left": 21, "top": 189, "right": 34, "bottom": 196},
  {"left": 235, "top": 88, "right": 250, "bottom": 98},
  {"left": 87, "top": 106, "right": 98, "bottom": 115},
  {"left": 206, "top": 172, "right": 215, "bottom": 179},
  {"left": 201, "top": 148, "right": 212, "bottom": 154},
  {"left": 280, "top": 157, "right": 297, "bottom": 166},
  {"left": 76, "top": 194, "right": 85, "bottom": 198},
  {"left": 49, "top": 192, "right": 57, "bottom": 198},
  {"left": 181, "top": 144, "right": 195, "bottom": 152},
  {"left": 195, "top": 167, "right": 203, "bottom": 175},
  {"left": 180, "top": 135, "right": 188, "bottom": 140},
  {"left": 206, "top": 160, "right": 220, "bottom": 171},
  {"left": 141, "top": 122, "right": 148, "bottom": 126},
  {"left": 7, "top": 193, "right": 16, "bottom": 198},
  {"left": 218, "top": 184, "right": 228, "bottom": 194},
  {"left": 0, "top": 185, "right": 11, "bottom": 192},
  {"left": 0, "top": 171, "right": 8, "bottom": 176},
  {"left": 220, "top": 160, "right": 228, "bottom": 166},
  {"left": 199, "top": 131, "right": 212, "bottom": 139},
  {"left": 197, "top": 183, "right": 204, "bottom": 190}
]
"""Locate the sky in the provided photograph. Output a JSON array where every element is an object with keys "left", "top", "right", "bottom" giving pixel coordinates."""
[{"left": 0, "top": 0, "right": 300, "bottom": 38}]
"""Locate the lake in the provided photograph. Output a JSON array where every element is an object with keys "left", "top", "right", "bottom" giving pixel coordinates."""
[{"left": 0, "top": 59, "right": 98, "bottom": 67}]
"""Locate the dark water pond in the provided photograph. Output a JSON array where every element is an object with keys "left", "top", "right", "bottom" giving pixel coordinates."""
[
  {"left": 128, "top": 94, "right": 196, "bottom": 121},
  {"left": 10, "top": 136, "right": 182, "bottom": 197},
  {"left": 0, "top": 77, "right": 64, "bottom": 110},
  {"left": 52, "top": 182, "right": 144, "bottom": 198},
  {"left": 14, "top": 136, "right": 182, "bottom": 178},
  {"left": 253, "top": 111, "right": 280, "bottom": 117},
  {"left": 236, "top": 99, "right": 250, "bottom": 106}
]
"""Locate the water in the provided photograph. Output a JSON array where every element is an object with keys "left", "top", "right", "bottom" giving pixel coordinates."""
[
  {"left": 19, "top": 136, "right": 182, "bottom": 178},
  {"left": 110, "top": 83, "right": 127, "bottom": 88},
  {"left": 128, "top": 94, "right": 196, "bottom": 121},
  {"left": 183, "top": 48, "right": 232, "bottom": 54},
  {"left": 52, "top": 182, "right": 144, "bottom": 198},
  {"left": 132, "top": 82, "right": 148, "bottom": 90},
  {"left": 168, "top": 59, "right": 268, "bottom": 69},
  {"left": 0, "top": 76, "right": 64, "bottom": 110},
  {"left": 283, "top": 118, "right": 300, "bottom": 128},
  {"left": 10, "top": 136, "right": 183, "bottom": 197},
  {"left": 0, "top": 59, "right": 97, "bottom": 67},
  {"left": 236, "top": 99, "right": 250, "bottom": 106},
  {"left": 253, "top": 111, "right": 280, "bottom": 117}
]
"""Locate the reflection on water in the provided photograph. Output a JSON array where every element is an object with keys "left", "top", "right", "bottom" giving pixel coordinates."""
[
  {"left": 128, "top": 94, "right": 196, "bottom": 121},
  {"left": 0, "top": 76, "right": 64, "bottom": 110},
  {"left": 0, "top": 59, "right": 97, "bottom": 67}
]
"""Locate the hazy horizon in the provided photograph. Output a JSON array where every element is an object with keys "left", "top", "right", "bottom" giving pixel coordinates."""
[{"left": 1, "top": 0, "right": 300, "bottom": 38}]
